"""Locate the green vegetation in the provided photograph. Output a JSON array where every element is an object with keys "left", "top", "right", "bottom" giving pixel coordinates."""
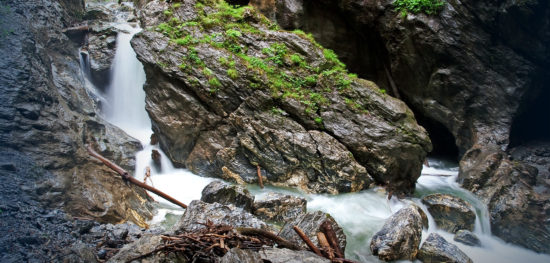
[
  {"left": 394, "top": 0, "right": 445, "bottom": 16},
  {"left": 155, "top": 0, "right": 369, "bottom": 122}
]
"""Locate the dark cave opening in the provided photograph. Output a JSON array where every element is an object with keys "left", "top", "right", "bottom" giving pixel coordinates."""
[
  {"left": 509, "top": 80, "right": 550, "bottom": 148},
  {"left": 415, "top": 113, "right": 460, "bottom": 162}
]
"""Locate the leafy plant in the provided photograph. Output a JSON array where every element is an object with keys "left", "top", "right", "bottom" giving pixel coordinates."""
[{"left": 394, "top": 0, "right": 445, "bottom": 16}]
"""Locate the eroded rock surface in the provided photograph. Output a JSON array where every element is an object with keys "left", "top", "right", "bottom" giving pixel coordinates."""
[
  {"left": 174, "top": 200, "right": 267, "bottom": 233},
  {"left": 201, "top": 180, "right": 255, "bottom": 211},
  {"left": 421, "top": 194, "right": 475, "bottom": 233},
  {"left": 132, "top": 0, "right": 431, "bottom": 195},
  {"left": 418, "top": 233, "right": 473, "bottom": 263},
  {"left": 252, "top": 192, "right": 306, "bottom": 223},
  {"left": 369, "top": 205, "right": 424, "bottom": 261}
]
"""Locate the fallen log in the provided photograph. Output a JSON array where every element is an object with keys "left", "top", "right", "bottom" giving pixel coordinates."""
[
  {"left": 256, "top": 165, "right": 264, "bottom": 189},
  {"left": 86, "top": 145, "right": 187, "bottom": 209},
  {"left": 293, "top": 226, "right": 322, "bottom": 257},
  {"left": 236, "top": 227, "right": 301, "bottom": 250},
  {"left": 320, "top": 220, "right": 344, "bottom": 258}
]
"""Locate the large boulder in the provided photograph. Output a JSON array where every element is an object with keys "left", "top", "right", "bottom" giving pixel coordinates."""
[
  {"left": 201, "top": 180, "right": 255, "bottom": 212},
  {"left": 421, "top": 194, "right": 476, "bottom": 233},
  {"left": 0, "top": 0, "right": 153, "bottom": 227},
  {"left": 258, "top": 248, "right": 330, "bottom": 263},
  {"left": 369, "top": 205, "right": 424, "bottom": 261},
  {"left": 131, "top": 0, "right": 431, "bottom": 195},
  {"left": 417, "top": 233, "right": 473, "bottom": 263},
  {"left": 220, "top": 248, "right": 262, "bottom": 263},
  {"left": 253, "top": 192, "right": 307, "bottom": 223},
  {"left": 174, "top": 200, "right": 267, "bottom": 233},
  {"left": 279, "top": 211, "right": 346, "bottom": 253}
]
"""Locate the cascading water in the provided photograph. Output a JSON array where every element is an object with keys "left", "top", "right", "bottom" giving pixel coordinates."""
[{"left": 85, "top": 3, "right": 550, "bottom": 262}]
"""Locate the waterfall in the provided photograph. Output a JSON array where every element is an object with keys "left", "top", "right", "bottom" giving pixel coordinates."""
[{"left": 104, "top": 24, "right": 151, "bottom": 143}]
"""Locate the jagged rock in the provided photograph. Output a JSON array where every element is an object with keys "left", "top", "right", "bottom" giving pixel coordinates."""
[
  {"left": 279, "top": 211, "right": 346, "bottom": 253},
  {"left": 0, "top": 0, "right": 153, "bottom": 227},
  {"left": 253, "top": 192, "right": 306, "bottom": 223},
  {"left": 132, "top": 0, "right": 431, "bottom": 195},
  {"left": 418, "top": 233, "right": 473, "bottom": 263},
  {"left": 220, "top": 248, "right": 262, "bottom": 263},
  {"left": 453, "top": 230, "right": 481, "bottom": 247},
  {"left": 421, "top": 194, "right": 475, "bottom": 233},
  {"left": 369, "top": 205, "right": 424, "bottom": 261},
  {"left": 258, "top": 248, "right": 330, "bottom": 263},
  {"left": 201, "top": 180, "right": 255, "bottom": 212},
  {"left": 459, "top": 145, "right": 550, "bottom": 253},
  {"left": 174, "top": 200, "right": 267, "bottom": 233},
  {"left": 107, "top": 235, "right": 186, "bottom": 263}
]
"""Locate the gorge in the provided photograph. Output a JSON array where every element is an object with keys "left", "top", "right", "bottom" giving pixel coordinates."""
[{"left": 0, "top": 0, "right": 549, "bottom": 262}]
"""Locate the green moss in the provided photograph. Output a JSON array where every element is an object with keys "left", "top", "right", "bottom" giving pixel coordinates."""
[
  {"left": 314, "top": 117, "right": 323, "bottom": 125},
  {"left": 227, "top": 68, "right": 239, "bottom": 79},
  {"left": 394, "top": 0, "right": 445, "bottom": 15},
  {"left": 156, "top": 0, "right": 364, "bottom": 121},
  {"left": 208, "top": 77, "right": 222, "bottom": 88}
]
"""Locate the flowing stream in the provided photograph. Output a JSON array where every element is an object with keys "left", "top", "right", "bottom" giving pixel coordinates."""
[{"left": 82, "top": 12, "right": 550, "bottom": 262}]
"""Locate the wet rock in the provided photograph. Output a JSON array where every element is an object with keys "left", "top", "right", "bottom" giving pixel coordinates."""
[
  {"left": 459, "top": 145, "right": 550, "bottom": 254},
  {"left": 132, "top": 0, "right": 431, "bottom": 195},
  {"left": 201, "top": 180, "right": 255, "bottom": 212},
  {"left": 174, "top": 200, "right": 267, "bottom": 233},
  {"left": 253, "top": 192, "right": 306, "bottom": 223},
  {"left": 279, "top": 211, "right": 346, "bottom": 253},
  {"left": 220, "top": 248, "right": 262, "bottom": 263},
  {"left": 151, "top": 149, "right": 162, "bottom": 170},
  {"left": 369, "top": 205, "right": 424, "bottom": 261},
  {"left": 453, "top": 230, "right": 481, "bottom": 247},
  {"left": 421, "top": 194, "right": 475, "bottom": 233},
  {"left": 107, "top": 235, "right": 185, "bottom": 263},
  {"left": 258, "top": 248, "right": 330, "bottom": 263},
  {"left": 418, "top": 233, "right": 473, "bottom": 263}
]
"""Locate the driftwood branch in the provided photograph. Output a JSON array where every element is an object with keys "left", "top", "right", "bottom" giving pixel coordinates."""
[
  {"left": 256, "top": 165, "right": 264, "bottom": 189},
  {"left": 86, "top": 145, "right": 187, "bottom": 209},
  {"left": 317, "top": 232, "right": 334, "bottom": 260},
  {"left": 293, "top": 226, "right": 322, "bottom": 257},
  {"left": 320, "top": 221, "right": 344, "bottom": 259},
  {"left": 236, "top": 227, "right": 301, "bottom": 250}
]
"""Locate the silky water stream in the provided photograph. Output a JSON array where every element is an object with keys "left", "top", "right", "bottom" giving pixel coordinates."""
[{"left": 81, "top": 18, "right": 550, "bottom": 263}]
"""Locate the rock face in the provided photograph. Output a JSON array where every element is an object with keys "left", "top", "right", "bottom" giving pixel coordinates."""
[
  {"left": 252, "top": 0, "right": 550, "bottom": 253},
  {"left": 174, "top": 200, "right": 267, "bottom": 233},
  {"left": 0, "top": 0, "right": 153, "bottom": 227},
  {"left": 453, "top": 230, "right": 481, "bottom": 247},
  {"left": 421, "top": 194, "right": 476, "bottom": 233},
  {"left": 220, "top": 248, "right": 262, "bottom": 263},
  {"left": 459, "top": 144, "right": 550, "bottom": 254},
  {"left": 279, "top": 211, "right": 346, "bottom": 253},
  {"left": 253, "top": 192, "right": 307, "bottom": 223},
  {"left": 201, "top": 180, "right": 255, "bottom": 211},
  {"left": 369, "top": 205, "right": 424, "bottom": 261},
  {"left": 418, "top": 233, "right": 473, "bottom": 263},
  {"left": 258, "top": 248, "right": 330, "bottom": 263},
  {"left": 132, "top": 0, "right": 431, "bottom": 195}
]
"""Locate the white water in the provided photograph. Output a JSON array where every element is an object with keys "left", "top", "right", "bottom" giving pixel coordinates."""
[{"left": 87, "top": 10, "right": 550, "bottom": 263}]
